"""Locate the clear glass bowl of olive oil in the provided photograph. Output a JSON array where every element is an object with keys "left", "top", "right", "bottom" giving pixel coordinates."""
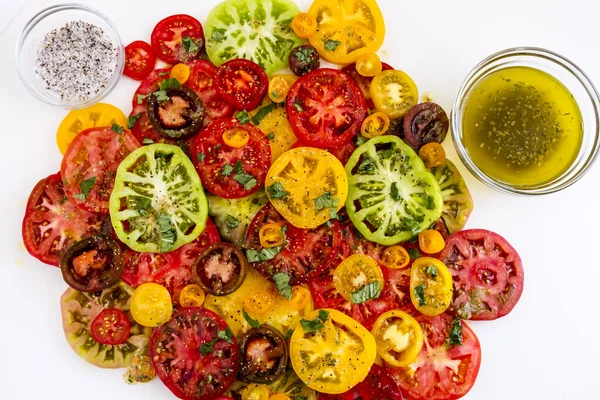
[{"left": 452, "top": 47, "right": 600, "bottom": 195}]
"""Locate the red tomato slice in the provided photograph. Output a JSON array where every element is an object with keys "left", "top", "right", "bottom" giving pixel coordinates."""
[
  {"left": 90, "top": 308, "right": 131, "bottom": 345},
  {"left": 185, "top": 60, "right": 234, "bottom": 126},
  {"left": 439, "top": 229, "right": 524, "bottom": 320},
  {"left": 124, "top": 40, "right": 155, "bottom": 81},
  {"left": 214, "top": 59, "right": 268, "bottom": 111},
  {"left": 151, "top": 14, "right": 205, "bottom": 65},
  {"left": 389, "top": 314, "right": 482, "bottom": 400},
  {"left": 292, "top": 140, "right": 357, "bottom": 167},
  {"left": 150, "top": 307, "right": 239, "bottom": 400},
  {"left": 121, "top": 219, "right": 220, "bottom": 303},
  {"left": 22, "top": 173, "right": 106, "bottom": 266},
  {"left": 245, "top": 203, "right": 341, "bottom": 285},
  {"left": 318, "top": 364, "right": 403, "bottom": 400},
  {"left": 61, "top": 126, "right": 139, "bottom": 214},
  {"left": 191, "top": 118, "right": 271, "bottom": 199},
  {"left": 342, "top": 62, "right": 394, "bottom": 110},
  {"left": 286, "top": 68, "right": 367, "bottom": 148}
]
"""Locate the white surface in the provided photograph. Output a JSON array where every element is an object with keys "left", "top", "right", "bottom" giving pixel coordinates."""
[{"left": 1, "top": 0, "right": 599, "bottom": 399}]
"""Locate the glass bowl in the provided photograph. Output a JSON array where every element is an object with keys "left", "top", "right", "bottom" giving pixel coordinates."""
[
  {"left": 451, "top": 47, "right": 600, "bottom": 195},
  {"left": 15, "top": 3, "right": 124, "bottom": 109}
]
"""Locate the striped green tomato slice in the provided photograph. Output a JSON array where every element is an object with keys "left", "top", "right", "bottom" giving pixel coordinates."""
[
  {"left": 109, "top": 144, "right": 208, "bottom": 253},
  {"left": 345, "top": 136, "right": 444, "bottom": 245},
  {"left": 431, "top": 159, "right": 474, "bottom": 234},
  {"left": 204, "top": 0, "right": 303, "bottom": 75}
]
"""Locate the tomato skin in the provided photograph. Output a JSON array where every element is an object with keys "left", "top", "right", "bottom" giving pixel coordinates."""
[
  {"left": 90, "top": 308, "right": 130, "bottom": 345},
  {"left": 22, "top": 173, "right": 106, "bottom": 266},
  {"left": 151, "top": 14, "right": 205, "bottom": 65},
  {"left": 215, "top": 59, "right": 269, "bottom": 111},
  {"left": 124, "top": 41, "right": 155, "bottom": 80},
  {"left": 185, "top": 60, "right": 234, "bottom": 126}
]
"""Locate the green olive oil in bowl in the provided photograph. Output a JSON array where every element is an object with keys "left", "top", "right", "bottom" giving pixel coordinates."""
[{"left": 462, "top": 66, "right": 583, "bottom": 186}]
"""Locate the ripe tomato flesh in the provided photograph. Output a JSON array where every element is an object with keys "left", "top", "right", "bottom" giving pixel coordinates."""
[
  {"left": 124, "top": 41, "right": 155, "bottom": 81},
  {"left": 214, "top": 59, "right": 269, "bottom": 111},
  {"left": 185, "top": 60, "right": 234, "bottom": 126},
  {"left": 151, "top": 14, "right": 205, "bottom": 64},
  {"left": 342, "top": 62, "right": 393, "bottom": 110},
  {"left": 318, "top": 363, "right": 403, "bottom": 400},
  {"left": 90, "top": 308, "right": 131, "bottom": 345}
]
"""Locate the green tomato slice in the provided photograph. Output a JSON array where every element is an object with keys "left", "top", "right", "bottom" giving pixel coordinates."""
[
  {"left": 345, "top": 136, "right": 443, "bottom": 245},
  {"left": 204, "top": 0, "right": 303, "bottom": 75},
  {"left": 60, "top": 282, "right": 152, "bottom": 369},
  {"left": 431, "top": 159, "right": 474, "bottom": 234},
  {"left": 109, "top": 144, "right": 208, "bottom": 253}
]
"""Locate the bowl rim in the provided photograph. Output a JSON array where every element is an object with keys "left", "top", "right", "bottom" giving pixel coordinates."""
[
  {"left": 451, "top": 46, "right": 600, "bottom": 196},
  {"left": 15, "top": 3, "right": 124, "bottom": 109}
]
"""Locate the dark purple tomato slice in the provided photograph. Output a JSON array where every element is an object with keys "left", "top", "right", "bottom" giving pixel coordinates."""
[
  {"left": 238, "top": 325, "right": 288, "bottom": 383},
  {"left": 192, "top": 242, "right": 248, "bottom": 296}
]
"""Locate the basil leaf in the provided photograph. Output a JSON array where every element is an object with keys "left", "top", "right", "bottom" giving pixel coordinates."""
[
  {"left": 246, "top": 247, "right": 282, "bottom": 262},
  {"left": 407, "top": 248, "right": 421, "bottom": 260},
  {"left": 196, "top": 152, "right": 205, "bottom": 162},
  {"left": 158, "top": 212, "right": 176, "bottom": 252},
  {"left": 136, "top": 94, "right": 148, "bottom": 104},
  {"left": 235, "top": 110, "right": 251, "bottom": 125},
  {"left": 182, "top": 36, "right": 200, "bottom": 53},
  {"left": 273, "top": 272, "right": 292, "bottom": 300},
  {"left": 73, "top": 176, "right": 96, "bottom": 200},
  {"left": 324, "top": 39, "right": 341, "bottom": 51},
  {"left": 251, "top": 103, "right": 277, "bottom": 125},
  {"left": 284, "top": 329, "right": 294, "bottom": 340},
  {"left": 242, "top": 309, "right": 260, "bottom": 329},
  {"left": 142, "top": 138, "right": 154, "bottom": 145},
  {"left": 153, "top": 90, "right": 170, "bottom": 102},
  {"left": 217, "top": 327, "right": 234, "bottom": 344},
  {"left": 448, "top": 317, "right": 463, "bottom": 346},
  {"left": 300, "top": 317, "right": 325, "bottom": 333},
  {"left": 314, "top": 192, "right": 339, "bottom": 218},
  {"left": 222, "top": 164, "right": 234, "bottom": 177},
  {"left": 111, "top": 124, "right": 124, "bottom": 134},
  {"left": 318, "top": 310, "right": 329, "bottom": 322},
  {"left": 234, "top": 170, "right": 258, "bottom": 190},
  {"left": 266, "top": 132, "right": 275, "bottom": 141},
  {"left": 200, "top": 339, "right": 217, "bottom": 356},
  {"left": 225, "top": 214, "right": 239, "bottom": 229},
  {"left": 127, "top": 113, "right": 142, "bottom": 129},
  {"left": 350, "top": 281, "right": 382, "bottom": 304},
  {"left": 293, "top": 99, "right": 303, "bottom": 112},
  {"left": 358, "top": 156, "right": 377, "bottom": 174},
  {"left": 267, "top": 182, "right": 289, "bottom": 199},
  {"left": 159, "top": 78, "right": 182, "bottom": 91},
  {"left": 414, "top": 283, "right": 427, "bottom": 307},
  {"left": 426, "top": 265, "right": 438, "bottom": 279}
]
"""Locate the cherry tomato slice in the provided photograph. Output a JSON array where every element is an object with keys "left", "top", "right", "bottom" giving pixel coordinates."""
[
  {"left": 333, "top": 254, "right": 384, "bottom": 302},
  {"left": 171, "top": 63, "right": 191, "bottom": 84},
  {"left": 342, "top": 62, "right": 394, "bottom": 111},
  {"left": 131, "top": 283, "right": 173, "bottom": 327},
  {"left": 419, "top": 142, "right": 447, "bottom": 168},
  {"left": 356, "top": 53, "right": 382, "bottom": 77},
  {"left": 192, "top": 242, "right": 248, "bottom": 296},
  {"left": 90, "top": 308, "right": 131, "bottom": 346},
  {"left": 361, "top": 112, "right": 390, "bottom": 138},
  {"left": 259, "top": 223, "right": 285, "bottom": 248},
  {"left": 124, "top": 40, "right": 155, "bottom": 81},
  {"left": 381, "top": 245, "right": 410, "bottom": 269},
  {"left": 243, "top": 289, "right": 274, "bottom": 314},
  {"left": 268, "top": 75, "right": 293, "bottom": 103},
  {"left": 370, "top": 309, "right": 423, "bottom": 367},
  {"left": 418, "top": 229, "right": 446, "bottom": 254},
  {"left": 239, "top": 325, "right": 288, "bottom": 383},
  {"left": 289, "top": 286, "right": 311, "bottom": 310},
  {"left": 370, "top": 70, "right": 418, "bottom": 119},
  {"left": 291, "top": 12, "right": 317, "bottom": 39},
  {"left": 151, "top": 14, "right": 205, "bottom": 64},
  {"left": 185, "top": 60, "right": 234, "bottom": 126},
  {"left": 179, "top": 284, "right": 206, "bottom": 307},
  {"left": 223, "top": 127, "right": 250, "bottom": 148},
  {"left": 215, "top": 59, "right": 269, "bottom": 111},
  {"left": 410, "top": 257, "right": 453, "bottom": 316}
]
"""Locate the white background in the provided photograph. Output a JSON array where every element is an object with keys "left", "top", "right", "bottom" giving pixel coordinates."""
[{"left": 1, "top": 0, "right": 599, "bottom": 399}]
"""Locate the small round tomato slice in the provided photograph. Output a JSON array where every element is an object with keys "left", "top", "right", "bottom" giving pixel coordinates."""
[
  {"left": 370, "top": 70, "right": 418, "bottom": 119},
  {"left": 389, "top": 314, "right": 482, "bottom": 400},
  {"left": 191, "top": 118, "right": 271, "bottom": 199},
  {"left": 150, "top": 307, "right": 239, "bottom": 399},
  {"left": 215, "top": 59, "right": 269, "bottom": 111},
  {"left": 239, "top": 325, "right": 288, "bottom": 383},
  {"left": 22, "top": 173, "right": 106, "bottom": 266},
  {"left": 410, "top": 257, "right": 453, "bottom": 316},
  {"left": 124, "top": 41, "right": 155, "bottom": 81},
  {"left": 245, "top": 203, "right": 341, "bottom": 285},
  {"left": 286, "top": 68, "right": 367, "bottom": 148},
  {"left": 371, "top": 310, "right": 423, "bottom": 368},
  {"left": 342, "top": 62, "right": 393, "bottom": 111},
  {"left": 431, "top": 160, "right": 474, "bottom": 234},
  {"left": 151, "top": 14, "right": 205, "bottom": 64},
  {"left": 439, "top": 229, "right": 524, "bottom": 320},
  {"left": 193, "top": 242, "right": 248, "bottom": 296},
  {"left": 333, "top": 254, "right": 384, "bottom": 302},
  {"left": 90, "top": 308, "right": 131, "bottom": 345},
  {"left": 61, "top": 126, "right": 139, "bottom": 214},
  {"left": 185, "top": 60, "right": 234, "bottom": 126},
  {"left": 131, "top": 283, "right": 173, "bottom": 327}
]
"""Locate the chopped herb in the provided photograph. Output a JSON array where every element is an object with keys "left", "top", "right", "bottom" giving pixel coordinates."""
[
  {"left": 158, "top": 212, "right": 176, "bottom": 252},
  {"left": 324, "top": 39, "right": 342, "bottom": 51},
  {"left": 358, "top": 156, "right": 377, "bottom": 174},
  {"left": 252, "top": 103, "right": 278, "bottom": 125},
  {"left": 314, "top": 192, "right": 339, "bottom": 211},
  {"left": 153, "top": 90, "right": 170, "bottom": 102},
  {"left": 221, "top": 164, "right": 234, "bottom": 177},
  {"left": 111, "top": 124, "right": 124, "bottom": 134},
  {"left": 159, "top": 78, "right": 182, "bottom": 91},
  {"left": 300, "top": 310, "right": 329, "bottom": 332},
  {"left": 407, "top": 247, "right": 421, "bottom": 259},
  {"left": 390, "top": 182, "right": 402, "bottom": 202},
  {"left": 200, "top": 341, "right": 215, "bottom": 356},
  {"left": 293, "top": 46, "right": 315, "bottom": 64},
  {"left": 284, "top": 329, "right": 294, "bottom": 340},
  {"left": 142, "top": 138, "right": 154, "bottom": 145},
  {"left": 448, "top": 317, "right": 463, "bottom": 346},
  {"left": 414, "top": 283, "right": 427, "bottom": 307},
  {"left": 267, "top": 182, "right": 289, "bottom": 199},
  {"left": 350, "top": 281, "right": 382, "bottom": 304},
  {"left": 246, "top": 246, "right": 283, "bottom": 262},
  {"left": 234, "top": 169, "right": 258, "bottom": 190},
  {"left": 273, "top": 272, "right": 292, "bottom": 300},
  {"left": 217, "top": 327, "right": 234, "bottom": 344},
  {"left": 235, "top": 110, "right": 251, "bottom": 125},
  {"left": 294, "top": 99, "right": 303, "bottom": 112},
  {"left": 136, "top": 94, "right": 148, "bottom": 104},
  {"left": 182, "top": 36, "right": 200, "bottom": 53},
  {"left": 318, "top": 310, "right": 329, "bottom": 322},
  {"left": 225, "top": 214, "right": 239, "bottom": 229},
  {"left": 233, "top": 160, "right": 243, "bottom": 173},
  {"left": 211, "top": 30, "right": 225, "bottom": 42},
  {"left": 158, "top": 71, "right": 170, "bottom": 77},
  {"left": 196, "top": 152, "right": 205, "bottom": 162},
  {"left": 72, "top": 176, "right": 96, "bottom": 200},
  {"left": 425, "top": 265, "right": 438, "bottom": 279},
  {"left": 242, "top": 309, "right": 260, "bottom": 328},
  {"left": 136, "top": 196, "right": 152, "bottom": 212},
  {"left": 354, "top": 134, "right": 368, "bottom": 146},
  {"left": 266, "top": 132, "right": 275, "bottom": 141},
  {"left": 127, "top": 113, "right": 142, "bottom": 129},
  {"left": 271, "top": 91, "right": 279, "bottom": 100}
]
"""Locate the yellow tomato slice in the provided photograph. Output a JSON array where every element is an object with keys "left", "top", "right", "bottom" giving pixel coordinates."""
[
  {"left": 268, "top": 75, "right": 294, "bottom": 103},
  {"left": 410, "top": 257, "right": 453, "bottom": 316},
  {"left": 291, "top": 12, "right": 318, "bottom": 39},
  {"left": 290, "top": 309, "right": 377, "bottom": 394},
  {"left": 171, "top": 63, "right": 191, "bottom": 84},
  {"left": 265, "top": 147, "right": 348, "bottom": 229},
  {"left": 380, "top": 245, "right": 410, "bottom": 269},
  {"left": 308, "top": 0, "right": 385, "bottom": 64},
  {"left": 241, "top": 383, "right": 270, "bottom": 400},
  {"left": 179, "top": 284, "right": 205, "bottom": 307},
  {"left": 418, "top": 229, "right": 446, "bottom": 254},
  {"left": 370, "top": 310, "right": 423, "bottom": 368},
  {"left": 333, "top": 254, "right": 383, "bottom": 301},
  {"left": 419, "top": 142, "right": 447, "bottom": 168},
  {"left": 259, "top": 223, "right": 285, "bottom": 248},
  {"left": 130, "top": 283, "right": 173, "bottom": 327},
  {"left": 370, "top": 70, "right": 418, "bottom": 119},
  {"left": 223, "top": 127, "right": 250, "bottom": 148},
  {"left": 356, "top": 53, "right": 382, "bottom": 77},
  {"left": 361, "top": 112, "right": 390, "bottom": 138},
  {"left": 56, "top": 103, "right": 127, "bottom": 154},
  {"left": 289, "top": 286, "right": 311, "bottom": 310},
  {"left": 243, "top": 289, "right": 274, "bottom": 314}
]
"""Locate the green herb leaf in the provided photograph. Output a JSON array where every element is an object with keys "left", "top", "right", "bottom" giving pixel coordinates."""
[
  {"left": 222, "top": 164, "right": 234, "bottom": 177},
  {"left": 318, "top": 310, "right": 329, "bottom": 322},
  {"left": 284, "top": 329, "right": 294, "bottom": 340},
  {"left": 235, "top": 110, "right": 251, "bottom": 125},
  {"left": 390, "top": 182, "right": 402, "bottom": 202},
  {"left": 242, "top": 309, "right": 260, "bottom": 329},
  {"left": 407, "top": 247, "right": 421, "bottom": 259},
  {"left": 196, "top": 152, "right": 205, "bottom": 162},
  {"left": 293, "top": 46, "right": 315, "bottom": 64},
  {"left": 273, "top": 272, "right": 293, "bottom": 300},
  {"left": 358, "top": 156, "right": 377, "bottom": 174},
  {"left": 246, "top": 247, "right": 283, "bottom": 262},
  {"left": 136, "top": 196, "right": 152, "bottom": 211},
  {"left": 350, "top": 281, "right": 382, "bottom": 304},
  {"left": 252, "top": 103, "right": 278, "bottom": 125},
  {"left": 136, "top": 94, "right": 149, "bottom": 104},
  {"left": 158, "top": 212, "right": 176, "bottom": 252},
  {"left": 354, "top": 134, "right": 368, "bottom": 146},
  {"left": 73, "top": 176, "right": 97, "bottom": 200},
  {"left": 314, "top": 192, "right": 339, "bottom": 211},
  {"left": 217, "top": 327, "right": 234, "bottom": 344},
  {"left": 211, "top": 30, "right": 225, "bottom": 42},
  {"left": 159, "top": 78, "right": 182, "bottom": 91},
  {"left": 294, "top": 99, "right": 303, "bottom": 112},
  {"left": 267, "top": 182, "right": 289, "bottom": 199},
  {"left": 225, "top": 214, "right": 239, "bottom": 229},
  {"left": 448, "top": 317, "right": 463, "bottom": 346},
  {"left": 234, "top": 169, "right": 258, "bottom": 190},
  {"left": 300, "top": 318, "right": 325, "bottom": 332},
  {"left": 127, "top": 114, "right": 142, "bottom": 129},
  {"left": 158, "top": 71, "right": 170, "bottom": 77},
  {"left": 426, "top": 265, "right": 438, "bottom": 279},
  {"left": 266, "top": 132, "right": 275, "bottom": 141},
  {"left": 324, "top": 39, "right": 342, "bottom": 51},
  {"left": 200, "top": 339, "right": 217, "bottom": 356},
  {"left": 153, "top": 90, "right": 170, "bottom": 102},
  {"left": 182, "top": 36, "right": 200, "bottom": 53},
  {"left": 142, "top": 138, "right": 154, "bottom": 145},
  {"left": 111, "top": 124, "right": 124, "bottom": 134},
  {"left": 414, "top": 283, "right": 427, "bottom": 307}
]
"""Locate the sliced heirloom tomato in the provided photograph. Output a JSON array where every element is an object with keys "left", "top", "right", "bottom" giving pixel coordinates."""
[
  {"left": 245, "top": 203, "right": 341, "bottom": 285},
  {"left": 318, "top": 363, "right": 403, "bottom": 400},
  {"left": 60, "top": 282, "right": 152, "bottom": 368},
  {"left": 431, "top": 160, "right": 474, "bottom": 234},
  {"left": 109, "top": 144, "right": 208, "bottom": 253},
  {"left": 371, "top": 309, "right": 423, "bottom": 368},
  {"left": 193, "top": 242, "right": 248, "bottom": 296},
  {"left": 151, "top": 307, "right": 239, "bottom": 399},
  {"left": 287, "top": 69, "right": 367, "bottom": 148},
  {"left": 342, "top": 62, "right": 394, "bottom": 111},
  {"left": 204, "top": 0, "right": 303, "bottom": 75},
  {"left": 239, "top": 325, "right": 289, "bottom": 383},
  {"left": 250, "top": 95, "right": 298, "bottom": 163},
  {"left": 215, "top": 59, "right": 269, "bottom": 111},
  {"left": 390, "top": 314, "right": 481, "bottom": 400},
  {"left": 370, "top": 70, "right": 418, "bottom": 119},
  {"left": 191, "top": 118, "right": 271, "bottom": 199},
  {"left": 185, "top": 60, "right": 234, "bottom": 126},
  {"left": 130, "top": 282, "right": 173, "bottom": 327},
  {"left": 345, "top": 135, "right": 444, "bottom": 245},
  {"left": 290, "top": 309, "right": 377, "bottom": 394},
  {"left": 22, "top": 173, "right": 106, "bottom": 266},
  {"left": 61, "top": 126, "right": 140, "bottom": 214},
  {"left": 90, "top": 308, "right": 130, "bottom": 345},
  {"left": 308, "top": 0, "right": 385, "bottom": 65},
  {"left": 403, "top": 102, "right": 450, "bottom": 149},
  {"left": 121, "top": 218, "right": 220, "bottom": 303},
  {"left": 146, "top": 85, "right": 206, "bottom": 140},
  {"left": 124, "top": 41, "right": 155, "bottom": 81},
  {"left": 410, "top": 257, "right": 453, "bottom": 316},
  {"left": 151, "top": 14, "right": 205, "bottom": 64},
  {"left": 439, "top": 229, "right": 524, "bottom": 320}
]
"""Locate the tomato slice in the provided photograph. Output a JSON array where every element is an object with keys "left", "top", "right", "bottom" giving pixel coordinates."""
[
  {"left": 130, "top": 282, "right": 173, "bottom": 327},
  {"left": 22, "top": 173, "right": 106, "bottom": 266},
  {"left": 370, "top": 70, "right": 418, "bottom": 119},
  {"left": 90, "top": 308, "right": 131, "bottom": 345},
  {"left": 121, "top": 219, "right": 220, "bottom": 303},
  {"left": 286, "top": 68, "right": 367, "bottom": 148},
  {"left": 192, "top": 242, "right": 248, "bottom": 296},
  {"left": 124, "top": 40, "right": 155, "bottom": 81},
  {"left": 151, "top": 14, "right": 205, "bottom": 64},
  {"left": 185, "top": 60, "right": 234, "bottom": 126},
  {"left": 150, "top": 307, "right": 239, "bottom": 399},
  {"left": 342, "top": 62, "right": 394, "bottom": 110},
  {"left": 439, "top": 229, "right": 525, "bottom": 320},
  {"left": 215, "top": 59, "right": 269, "bottom": 111},
  {"left": 191, "top": 118, "right": 271, "bottom": 199},
  {"left": 318, "top": 364, "right": 403, "bottom": 400},
  {"left": 238, "top": 325, "right": 288, "bottom": 383},
  {"left": 371, "top": 310, "right": 423, "bottom": 368},
  {"left": 61, "top": 126, "right": 139, "bottom": 214},
  {"left": 245, "top": 203, "right": 341, "bottom": 285},
  {"left": 292, "top": 140, "right": 357, "bottom": 168},
  {"left": 389, "top": 314, "right": 482, "bottom": 400},
  {"left": 431, "top": 160, "right": 474, "bottom": 234}
]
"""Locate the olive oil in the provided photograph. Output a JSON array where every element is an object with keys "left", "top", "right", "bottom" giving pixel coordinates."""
[{"left": 462, "top": 67, "right": 583, "bottom": 186}]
